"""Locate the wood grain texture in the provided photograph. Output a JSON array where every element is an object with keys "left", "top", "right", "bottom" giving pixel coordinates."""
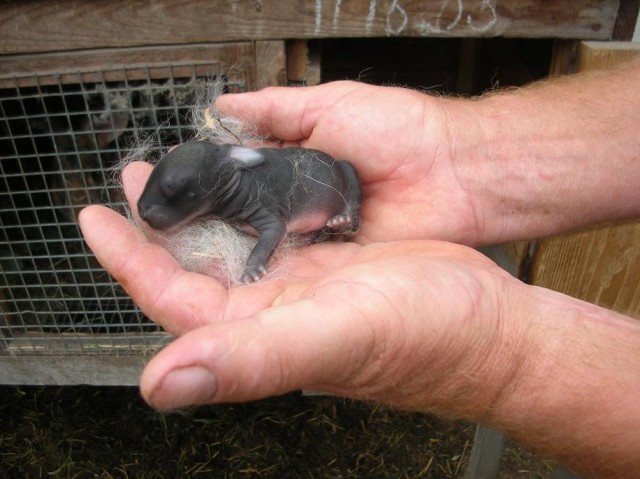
[
  {"left": 254, "top": 40, "right": 286, "bottom": 89},
  {"left": 0, "top": 356, "right": 146, "bottom": 385},
  {"left": 286, "top": 39, "right": 321, "bottom": 85},
  {"left": 0, "top": 0, "right": 618, "bottom": 55},
  {"left": 612, "top": 0, "right": 640, "bottom": 40},
  {"left": 533, "top": 224, "right": 640, "bottom": 318},
  {"left": 531, "top": 42, "right": 640, "bottom": 318},
  {"left": 549, "top": 40, "right": 581, "bottom": 76},
  {"left": 0, "top": 43, "right": 256, "bottom": 88},
  {"left": 577, "top": 40, "right": 640, "bottom": 69},
  {"left": 0, "top": 333, "right": 169, "bottom": 384}
]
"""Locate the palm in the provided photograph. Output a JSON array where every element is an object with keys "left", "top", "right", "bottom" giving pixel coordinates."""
[
  {"left": 81, "top": 195, "right": 503, "bottom": 407},
  {"left": 88, "top": 159, "right": 492, "bottom": 329},
  {"left": 80, "top": 160, "right": 504, "bottom": 407},
  {"left": 218, "top": 82, "right": 482, "bottom": 245}
]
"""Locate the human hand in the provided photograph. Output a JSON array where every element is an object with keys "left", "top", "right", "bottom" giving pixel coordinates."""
[
  {"left": 216, "top": 82, "right": 485, "bottom": 246},
  {"left": 78, "top": 161, "right": 518, "bottom": 412},
  {"left": 218, "top": 68, "right": 640, "bottom": 248},
  {"left": 78, "top": 68, "right": 640, "bottom": 475}
]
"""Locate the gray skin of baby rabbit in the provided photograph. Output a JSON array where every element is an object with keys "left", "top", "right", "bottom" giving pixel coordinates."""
[{"left": 137, "top": 140, "right": 362, "bottom": 283}]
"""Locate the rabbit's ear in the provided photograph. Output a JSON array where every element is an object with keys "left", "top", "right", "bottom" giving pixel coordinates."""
[{"left": 228, "top": 146, "right": 265, "bottom": 168}]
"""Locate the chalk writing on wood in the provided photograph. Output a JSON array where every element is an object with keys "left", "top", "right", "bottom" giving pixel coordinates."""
[
  {"left": 315, "top": 0, "right": 500, "bottom": 36},
  {"left": 467, "top": 0, "right": 499, "bottom": 33},
  {"left": 0, "top": 0, "right": 617, "bottom": 54},
  {"left": 366, "top": 0, "right": 377, "bottom": 33},
  {"left": 385, "top": 0, "right": 409, "bottom": 35}
]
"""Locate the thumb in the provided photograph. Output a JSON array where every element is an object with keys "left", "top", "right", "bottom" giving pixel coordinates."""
[
  {"left": 139, "top": 298, "right": 371, "bottom": 410},
  {"left": 215, "top": 81, "right": 361, "bottom": 142}
]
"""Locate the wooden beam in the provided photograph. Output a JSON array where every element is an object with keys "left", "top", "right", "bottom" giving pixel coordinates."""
[
  {"left": 531, "top": 42, "right": 640, "bottom": 319},
  {"left": 464, "top": 426, "right": 506, "bottom": 479},
  {"left": 286, "top": 40, "right": 321, "bottom": 86},
  {"left": 0, "top": 332, "right": 170, "bottom": 385},
  {"left": 549, "top": 41, "right": 581, "bottom": 76},
  {"left": 0, "top": 43, "right": 256, "bottom": 89},
  {"left": 612, "top": 0, "right": 640, "bottom": 40},
  {"left": 254, "top": 40, "right": 287, "bottom": 89},
  {"left": 0, "top": 0, "right": 618, "bottom": 55},
  {"left": 456, "top": 38, "right": 483, "bottom": 95},
  {"left": 577, "top": 40, "right": 640, "bottom": 69},
  {"left": 0, "top": 355, "right": 146, "bottom": 385}
]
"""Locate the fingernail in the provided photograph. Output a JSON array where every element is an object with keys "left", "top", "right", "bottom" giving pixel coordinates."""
[{"left": 151, "top": 366, "right": 218, "bottom": 410}]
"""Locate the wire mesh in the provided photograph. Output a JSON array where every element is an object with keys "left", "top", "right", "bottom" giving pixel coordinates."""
[{"left": 1, "top": 63, "right": 243, "bottom": 355}]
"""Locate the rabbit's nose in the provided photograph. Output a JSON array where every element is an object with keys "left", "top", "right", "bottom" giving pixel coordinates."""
[
  {"left": 136, "top": 201, "right": 173, "bottom": 230},
  {"left": 137, "top": 202, "right": 149, "bottom": 221}
]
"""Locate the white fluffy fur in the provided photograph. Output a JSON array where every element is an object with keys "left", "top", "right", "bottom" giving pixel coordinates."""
[{"left": 115, "top": 78, "right": 288, "bottom": 286}]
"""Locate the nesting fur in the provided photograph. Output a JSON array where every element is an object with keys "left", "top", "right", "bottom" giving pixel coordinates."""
[{"left": 114, "top": 79, "right": 294, "bottom": 285}]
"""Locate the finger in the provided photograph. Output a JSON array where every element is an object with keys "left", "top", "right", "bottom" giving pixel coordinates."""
[
  {"left": 115, "top": 160, "right": 327, "bottom": 322},
  {"left": 140, "top": 298, "right": 374, "bottom": 410},
  {"left": 215, "top": 81, "right": 361, "bottom": 142},
  {"left": 79, "top": 205, "right": 230, "bottom": 334},
  {"left": 121, "top": 161, "right": 153, "bottom": 218},
  {"left": 79, "top": 203, "right": 299, "bottom": 334}
]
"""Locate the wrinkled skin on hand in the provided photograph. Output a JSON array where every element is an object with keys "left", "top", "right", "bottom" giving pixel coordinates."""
[
  {"left": 79, "top": 161, "right": 515, "bottom": 413},
  {"left": 79, "top": 66, "right": 640, "bottom": 477}
]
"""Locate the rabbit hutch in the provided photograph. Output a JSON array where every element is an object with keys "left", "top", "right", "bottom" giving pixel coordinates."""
[
  {"left": 1, "top": 0, "right": 637, "bottom": 394},
  {"left": 1, "top": 1, "right": 639, "bottom": 476},
  {"left": 2, "top": 0, "right": 638, "bottom": 384}
]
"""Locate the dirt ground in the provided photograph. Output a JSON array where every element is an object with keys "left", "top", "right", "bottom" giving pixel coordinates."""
[{"left": 0, "top": 386, "right": 554, "bottom": 478}]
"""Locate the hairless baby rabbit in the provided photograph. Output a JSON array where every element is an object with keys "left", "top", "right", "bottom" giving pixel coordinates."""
[{"left": 137, "top": 140, "right": 362, "bottom": 283}]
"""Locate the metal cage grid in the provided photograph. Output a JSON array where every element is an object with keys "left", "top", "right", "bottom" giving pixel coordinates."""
[{"left": 1, "top": 63, "right": 240, "bottom": 357}]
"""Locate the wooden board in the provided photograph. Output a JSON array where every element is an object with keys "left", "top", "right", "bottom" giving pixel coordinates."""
[
  {"left": 0, "top": 333, "right": 171, "bottom": 386},
  {"left": 0, "top": 332, "right": 170, "bottom": 385},
  {"left": 255, "top": 40, "right": 287, "bottom": 89},
  {"left": 533, "top": 224, "right": 640, "bottom": 317},
  {"left": 463, "top": 426, "right": 505, "bottom": 479},
  {"left": 531, "top": 42, "right": 640, "bottom": 319},
  {"left": 0, "top": 356, "right": 146, "bottom": 385},
  {"left": 286, "top": 40, "right": 321, "bottom": 86},
  {"left": 577, "top": 40, "right": 640, "bottom": 69},
  {"left": 0, "top": 43, "right": 257, "bottom": 89},
  {"left": 612, "top": 0, "right": 640, "bottom": 40},
  {"left": 0, "top": 0, "right": 619, "bottom": 55}
]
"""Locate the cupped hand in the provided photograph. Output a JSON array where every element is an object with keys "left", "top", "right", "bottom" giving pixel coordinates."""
[
  {"left": 78, "top": 162, "right": 517, "bottom": 413},
  {"left": 216, "top": 81, "right": 483, "bottom": 246}
]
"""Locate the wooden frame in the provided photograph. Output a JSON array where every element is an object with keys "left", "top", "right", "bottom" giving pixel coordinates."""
[
  {"left": 0, "top": 41, "right": 286, "bottom": 90},
  {"left": 0, "top": 0, "right": 620, "bottom": 56},
  {"left": 0, "top": 41, "right": 286, "bottom": 385}
]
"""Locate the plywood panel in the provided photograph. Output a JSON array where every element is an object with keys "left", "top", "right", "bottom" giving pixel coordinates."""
[
  {"left": 531, "top": 42, "right": 640, "bottom": 318},
  {"left": 0, "top": 0, "right": 618, "bottom": 55}
]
